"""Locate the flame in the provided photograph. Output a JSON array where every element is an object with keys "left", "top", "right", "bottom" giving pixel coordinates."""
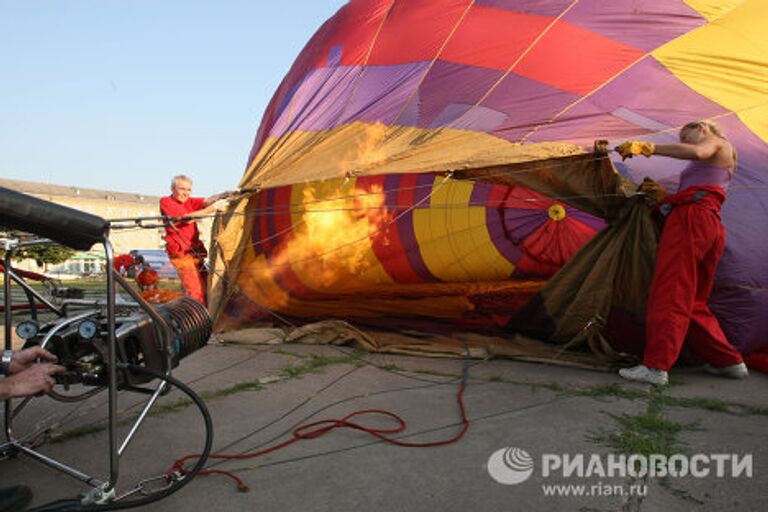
[
  {"left": 237, "top": 121, "right": 396, "bottom": 306},
  {"left": 271, "top": 182, "right": 391, "bottom": 290},
  {"left": 341, "top": 122, "right": 389, "bottom": 174}
]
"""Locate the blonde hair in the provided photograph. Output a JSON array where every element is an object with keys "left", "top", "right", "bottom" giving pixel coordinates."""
[
  {"left": 681, "top": 120, "right": 725, "bottom": 139},
  {"left": 681, "top": 120, "right": 737, "bottom": 168}
]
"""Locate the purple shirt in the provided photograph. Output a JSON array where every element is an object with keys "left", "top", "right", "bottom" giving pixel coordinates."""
[{"left": 677, "top": 162, "right": 732, "bottom": 193}]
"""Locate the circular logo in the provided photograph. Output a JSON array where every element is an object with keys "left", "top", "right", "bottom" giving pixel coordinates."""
[
  {"left": 547, "top": 204, "right": 567, "bottom": 221},
  {"left": 487, "top": 447, "right": 535, "bottom": 485}
]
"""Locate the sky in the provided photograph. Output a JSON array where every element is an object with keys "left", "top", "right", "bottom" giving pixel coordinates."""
[{"left": 0, "top": 0, "right": 347, "bottom": 197}]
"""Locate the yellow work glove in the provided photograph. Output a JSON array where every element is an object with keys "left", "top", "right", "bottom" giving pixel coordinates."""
[
  {"left": 636, "top": 177, "right": 668, "bottom": 206},
  {"left": 615, "top": 141, "right": 655, "bottom": 160}
]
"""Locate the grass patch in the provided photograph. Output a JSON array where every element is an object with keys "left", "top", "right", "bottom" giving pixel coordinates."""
[
  {"left": 590, "top": 388, "right": 698, "bottom": 459},
  {"left": 378, "top": 363, "right": 405, "bottom": 372},
  {"left": 149, "top": 397, "right": 194, "bottom": 416},
  {"left": 412, "top": 368, "right": 456, "bottom": 378},
  {"left": 487, "top": 377, "right": 765, "bottom": 417},
  {"left": 271, "top": 348, "right": 307, "bottom": 359},
  {"left": 51, "top": 422, "right": 108, "bottom": 444},
  {"left": 591, "top": 411, "right": 697, "bottom": 457},
  {"left": 659, "top": 394, "right": 768, "bottom": 416},
  {"left": 667, "top": 374, "right": 685, "bottom": 387},
  {"left": 661, "top": 395, "right": 732, "bottom": 414},
  {"left": 279, "top": 354, "right": 359, "bottom": 379},
  {"left": 201, "top": 381, "right": 262, "bottom": 399},
  {"left": 51, "top": 381, "right": 264, "bottom": 444},
  {"left": 572, "top": 383, "right": 648, "bottom": 401}
]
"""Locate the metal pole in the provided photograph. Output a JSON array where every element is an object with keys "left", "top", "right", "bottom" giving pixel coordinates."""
[
  {"left": 118, "top": 380, "right": 167, "bottom": 456},
  {"left": 104, "top": 238, "right": 119, "bottom": 491},
  {"left": 6, "top": 269, "right": 63, "bottom": 317},
  {"left": 3, "top": 245, "right": 14, "bottom": 445},
  {"left": 5, "top": 239, "right": 66, "bottom": 317},
  {"left": 13, "top": 442, "right": 104, "bottom": 487}
]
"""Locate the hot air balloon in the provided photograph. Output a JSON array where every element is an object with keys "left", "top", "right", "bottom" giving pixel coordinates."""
[{"left": 210, "top": 0, "right": 768, "bottom": 368}]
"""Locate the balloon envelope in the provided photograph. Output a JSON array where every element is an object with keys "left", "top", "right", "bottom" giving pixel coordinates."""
[{"left": 213, "top": 0, "right": 768, "bottom": 357}]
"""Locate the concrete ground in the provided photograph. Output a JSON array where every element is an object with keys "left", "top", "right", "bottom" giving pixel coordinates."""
[{"left": 2, "top": 331, "right": 767, "bottom": 512}]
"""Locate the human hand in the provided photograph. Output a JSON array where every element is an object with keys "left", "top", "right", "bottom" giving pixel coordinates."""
[
  {"left": 8, "top": 346, "right": 58, "bottom": 374},
  {"left": 615, "top": 141, "right": 655, "bottom": 160},
  {"left": 636, "top": 177, "right": 668, "bottom": 206},
  {"left": 211, "top": 198, "right": 230, "bottom": 212},
  {"left": 211, "top": 190, "right": 236, "bottom": 201},
  {"left": 3, "top": 363, "right": 64, "bottom": 398}
]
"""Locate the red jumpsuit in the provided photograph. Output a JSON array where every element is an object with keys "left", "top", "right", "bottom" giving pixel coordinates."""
[
  {"left": 643, "top": 184, "right": 744, "bottom": 371},
  {"left": 159, "top": 196, "right": 209, "bottom": 304}
]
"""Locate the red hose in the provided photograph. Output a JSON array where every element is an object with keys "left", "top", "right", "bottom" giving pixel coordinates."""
[{"left": 168, "top": 380, "right": 469, "bottom": 492}]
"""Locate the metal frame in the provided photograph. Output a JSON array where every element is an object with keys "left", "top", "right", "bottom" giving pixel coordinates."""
[{"left": 1, "top": 236, "right": 173, "bottom": 503}]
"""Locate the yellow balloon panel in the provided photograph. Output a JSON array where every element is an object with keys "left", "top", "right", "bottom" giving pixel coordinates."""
[
  {"left": 683, "top": 0, "right": 746, "bottom": 22},
  {"left": 655, "top": 0, "right": 768, "bottom": 142},
  {"left": 413, "top": 179, "right": 514, "bottom": 283}
]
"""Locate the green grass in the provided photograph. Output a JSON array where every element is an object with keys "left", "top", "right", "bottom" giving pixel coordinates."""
[
  {"left": 51, "top": 381, "right": 264, "bottom": 444},
  {"left": 571, "top": 383, "right": 648, "bottom": 401},
  {"left": 201, "top": 381, "right": 262, "bottom": 399},
  {"left": 591, "top": 411, "right": 697, "bottom": 457},
  {"left": 661, "top": 395, "right": 732, "bottom": 414},
  {"left": 378, "top": 363, "right": 405, "bottom": 372},
  {"left": 50, "top": 422, "right": 110, "bottom": 444},
  {"left": 279, "top": 354, "right": 360, "bottom": 379},
  {"left": 667, "top": 374, "right": 685, "bottom": 387},
  {"left": 412, "top": 368, "right": 456, "bottom": 378},
  {"left": 589, "top": 387, "right": 699, "bottom": 468},
  {"left": 271, "top": 348, "right": 307, "bottom": 359}
]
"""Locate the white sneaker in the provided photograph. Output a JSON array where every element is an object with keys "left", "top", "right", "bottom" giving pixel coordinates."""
[
  {"left": 619, "top": 365, "right": 669, "bottom": 386},
  {"left": 705, "top": 362, "right": 749, "bottom": 379}
]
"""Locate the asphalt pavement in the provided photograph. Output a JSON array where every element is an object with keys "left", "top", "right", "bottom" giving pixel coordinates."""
[{"left": 1, "top": 331, "right": 766, "bottom": 511}]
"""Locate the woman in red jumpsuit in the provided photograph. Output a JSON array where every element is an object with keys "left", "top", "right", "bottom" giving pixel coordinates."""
[{"left": 616, "top": 121, "right": 748, "bottom": 385}]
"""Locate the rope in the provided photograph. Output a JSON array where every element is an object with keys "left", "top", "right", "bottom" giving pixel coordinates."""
[
  {"left": 109, "top": 154, "right": 617, "bottom": 226},
  {"left": 108, "top": 169, "right": 768, "bottom": 229}
]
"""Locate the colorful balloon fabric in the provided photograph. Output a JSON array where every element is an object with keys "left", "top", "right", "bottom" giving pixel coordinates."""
[{"left": 212, "top": 0, "right": 768, "bottom": 357}]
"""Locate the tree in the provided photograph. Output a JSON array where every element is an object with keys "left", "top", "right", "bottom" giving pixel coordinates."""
[
  {"left": 0, "top": 227, "right": 75, "bottom": 267},
  {"left": 16, "top": 245, "right": 76, "bottom": 267}
]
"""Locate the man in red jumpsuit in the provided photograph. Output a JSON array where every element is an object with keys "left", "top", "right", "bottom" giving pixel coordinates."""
[
  {"left": 616, "top": 121, "right": 748, "bottom": 386},
  {"left": 160, "top": 174, "right": 232, "bottom": 305}
]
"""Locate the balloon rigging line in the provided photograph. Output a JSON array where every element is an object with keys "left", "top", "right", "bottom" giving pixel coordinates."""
[
  {"left": 154, "top": 173, "right": 456, "bottom": 332},
  {"left": 107, "top": 193, "right": 627, "bottom": 235},
  {"left": 243, "top": 0, "right": 398, "bottom": 179},
  {"left": 108, "top": 175, "right": 768, "bottom": 232},
  {"left": 108, "top": 153, "right": 615, "bottom": 226},
  {"left": 449, "top": 0, "right": 579, "bottom": 134},
  {"left": 391, "top": 0, "right": 475, "bottom": 125},
  {"left": 99, "top": 149, "right": 768, "bottom": 328},
  {"left": 211, "top": 172, "right": 455, "bottom": 275},
  {"left": 181, "top": 173, "right": 458, "bottom": 332}
]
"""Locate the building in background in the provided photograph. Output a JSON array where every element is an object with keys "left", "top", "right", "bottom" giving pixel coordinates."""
[{"left": 0, "top": 178, "right": 212, "bottom": 277}]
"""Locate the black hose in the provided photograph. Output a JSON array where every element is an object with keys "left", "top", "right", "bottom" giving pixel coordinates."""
[{"left": 25, "top": 364, "right": 213, "bottom": 512}]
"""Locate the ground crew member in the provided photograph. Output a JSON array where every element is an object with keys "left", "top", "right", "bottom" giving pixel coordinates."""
[
  {"left": 160, "top": 174, "right": 232, "bottom": 305},
  {"left": 616, "top": 121, "right": 747, "bottom": 385}
]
